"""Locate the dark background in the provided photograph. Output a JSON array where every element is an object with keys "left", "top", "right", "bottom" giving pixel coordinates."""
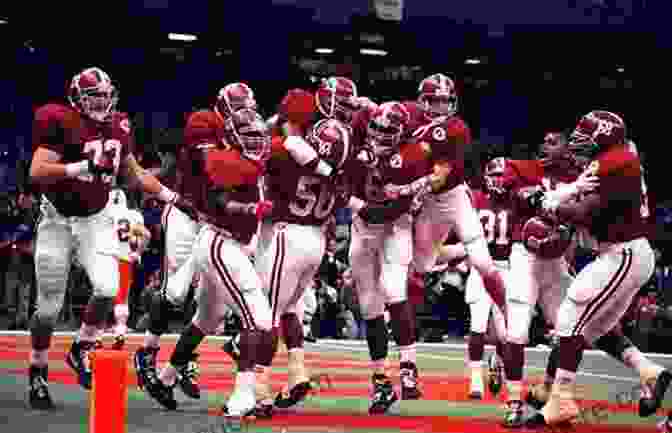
[{"left": 0, "top": 1, "right": 668, "bottom": 199}]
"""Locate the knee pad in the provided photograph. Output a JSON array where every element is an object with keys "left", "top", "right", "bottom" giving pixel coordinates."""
[
  {"left": 506, "top": 301, "right": 535, "bottom": 345},
  {"left": 555, "top": 297, "right": 582, "bottom": 338},
  {"left": 468, "top": 301, "right": 490, "bottom": 334},
  {"left": 380, "top": 263, "right": 409, "bottom": 304},
  {"left": 464, "top": 236, "right": 494, "bottom": 274},
  {"left": 358, "top": 289, "right": 386, "bottom": 321}
]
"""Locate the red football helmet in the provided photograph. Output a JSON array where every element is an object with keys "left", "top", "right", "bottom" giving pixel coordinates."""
[
  {"left": 308, "top": 118, "right": 352, "bottom": 170},
  {"left": 522, "top": 217, "right": 573, "bottom": 259},
  {"left": 418, "top": 73, "right": 458, "bottom": 119},
  {"left": 483, "top": 157, "right": 510, "bottom": 198},
  {"left": 279, "top": 88, "right": 316, "bottom": 128},
  {"left": 226, "top": 108, "right": 271, "bottom": 163},
  {"left": 315, "top": 76, "right": 359, "bottom": 124},
  {"left": 68, "top": 67, "right": 118, "bottom": 122},
  {"left": 215, "top": 82, "right": 257, "bottom": 121},
  {"left": 365, "top": 101, "right": 410, "bottom": 156},
  {"left": 569, "top": 111, "right": 626, "bottom": 161},
  {"left": 539, "top": 132, "right": 576, "bottom": 170}
]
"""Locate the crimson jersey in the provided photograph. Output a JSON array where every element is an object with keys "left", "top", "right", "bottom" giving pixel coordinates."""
[
  {"left": 350, "top": 141, "right": 431, "bottom": 205},
  {"left": 178, "top": 110, "right": 227, "bottom": 204},
  {"left": 201, "top": 148, "right": 263, "bottom": 245},
  {"left": 471, "top": 189, "right": 515, "bottom": 261},
  {"left": 32, "top": 103, "right": 133, "bottom": 217},
  {"left": 410, "top": 115, "right": 471, "bottom": 192},
  {"left": 584, "top": 148, "right": 648, "bottom": 243},
  {"left": 504, "top": 158, "right": 582, "bottom": 242},
  {"left": 401, "top": 101, "right": 429, "bottom": 140},
  {"left": 265, "top": 137, "right": 346, "bottom": 226}
]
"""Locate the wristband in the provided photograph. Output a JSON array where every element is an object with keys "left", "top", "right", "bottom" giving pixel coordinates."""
[
  {"left": 314, "top": 160, "right": 333, "bottom": 177},
  {"left": 157, "top": 186, "right": 177, "bottom": 203},
  {"left": 65, "top": 161, "right": 89, "bottom": 178}
]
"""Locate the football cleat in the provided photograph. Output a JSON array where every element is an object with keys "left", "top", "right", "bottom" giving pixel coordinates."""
[
  {"left": 503, "top": 400, "right": 525, "bottom": 428},
  {"left": 400, "top": 361, "right": 422, "bottom": 400},
  {"left": 525, "top": 383, "right": 551, "bottom": 410},
  {"left": 111, "top": 334, "right": 126, "bottom": 350},
  {"left": 66, "top": 340, "right": 94, "bottom": 390},
  {"left": 27, "top": 366, "right": 54, "bottom": 410},
  {"left": 369, "top": 373, "right": 398, "bottom": 414},
  {"left": 275, "top": 381, "right": 312, "bottom": 409},
  {"left": 640, "top": 369, "right": 672, "bottom": 417},
  {"left": 176, "top": 353, "right": 201, "bottom": 399},
  {"left": 134, "top": 346, "right": 159, "bottom": 390}
]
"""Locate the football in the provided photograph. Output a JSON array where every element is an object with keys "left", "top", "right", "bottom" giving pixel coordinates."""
[{"left": 522, "top": 216, "right": 573, "bottom": 259}]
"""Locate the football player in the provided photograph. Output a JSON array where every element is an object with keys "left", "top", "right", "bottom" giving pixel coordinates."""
[
  {"left": 134, "top": 82, "right": 257, "bottom": 401},
  {"left": 384, "top": 74, "right": 509, "bottom": 360},
  {"left": 463, "top": 158, "right": 511, "bottom": 400},
  {"left": 525, "top": 111, "right": 659, "bottom": 426},
  {"left": 525, "top": 131, "right": 670, "bottom": 423},
  {"left": 28, "top": 67, "right": 197, "bottom": 409},
  {"left": 252, "top": 117, "right": 351, "bottom": 416},
  {"left": 142, "top": 108, "right": 275, "bottom": 418},
  {"left": 495, "top": 133, "right": 590, "bottom": 426},
  {"left": 347, "top": 101, "right": 429, "bottom": 414},
  {"left": 107, "top": 188, "right": 149, "bottom": 349}
]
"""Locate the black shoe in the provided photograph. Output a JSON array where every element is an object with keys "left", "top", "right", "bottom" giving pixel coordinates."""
[
  {"left": 369, "top": 374, "right": 398, "bottom": 415},
  {"left": 28, "top": 365, "right": 54, "bottom": 410},
  {"left": 640, "top": 369, "right": 672, "bottom": 417},
  {"left": 66, "top": 340, "right": 94, "bottom": 390},
  {"left": 133, "top": 347, "right": 159, "bottom": 390},
  {"left": 304, "top": 330, "right": 317, "bottom": 343},
  {"left": 525, "top": 384, "right": 549, "bottom": 410},
  {"left": 222, "top": 335, "right": 240, "bottom": 364},
  {"left": 274, "top": 381, "right": 312, "bottom": 409},
  {"left": 111, "top": 335, "right": 126, "bottom": 350},
  {"left": 144, "top": 373, "right": 178, "bottom": 410},
  {"left": 503, "top": 400, "right": 525, "bottom": 428},
  {"left": 176, "top": 353, "right": 201, "bottom": 399},
  {"left": 253, "top": 402, "right": 274, "bottom": 419},
  {"left": 400, "top": 362, "right": 422, "bottom": 400}
]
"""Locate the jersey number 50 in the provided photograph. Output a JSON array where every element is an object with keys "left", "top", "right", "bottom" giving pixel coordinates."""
[{"left": 289, "top": 176, "right": 335, "bottom": 220}]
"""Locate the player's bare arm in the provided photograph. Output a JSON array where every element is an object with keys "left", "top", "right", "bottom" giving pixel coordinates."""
[
  {"left": 29, "top": 147, "right": 69, "bottom": 184},
  {"left": 209, "top": 189, "right": 272, "bottom": 219}
]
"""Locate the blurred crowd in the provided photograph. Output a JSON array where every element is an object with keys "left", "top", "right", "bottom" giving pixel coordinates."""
[{"left": 1, "top": 144, "right": 669, "bottom": 351}]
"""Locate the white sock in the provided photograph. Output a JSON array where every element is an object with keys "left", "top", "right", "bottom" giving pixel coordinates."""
[
  {"left": 399, "top": 344, "right": 417, "bottom": 364},
  {"left": 144, "top": 331, "right": 161, "bottom": 349},
  {"left": 30, "top": 349, "right": 48, "bottom": 367},
  {"left": 470, "top": 360, "right": 484, "bottom": 369},
  {"left": 77, "top": 324, "right": 99, "bottom": 343},
  {"left": 159, "top": 364, "right": 178, "bottom": 386},
  {"left": 114, "top": 304, "right": 129, "bottom": 336}
]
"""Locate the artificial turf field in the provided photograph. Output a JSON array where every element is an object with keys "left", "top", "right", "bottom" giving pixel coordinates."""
[{"left": 0, "top": 332, "right": 669, "bottom": 433}]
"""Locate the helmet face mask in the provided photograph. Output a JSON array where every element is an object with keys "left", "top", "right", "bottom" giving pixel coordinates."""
[
  {"left": 569, "top": 110, "right": 626, "bottom": 162},
  {"left": 316, "top": 77, "right": 358, "bottom": 124},
  {"left": 418, "top": 73, "right": 458, "bottom": 119},
  {"left": 483, "top": 157, "right": 508, "bottom": 198},
  {"left": 69, "top": 68, "right": 118, "bottom": 122},
  {"left": 228, "top": 108, "right": 270, "bottom": 163},
  {"left": 216, "top": 83, "right": 257, "bottom": 120},
  {"left": 365, "top": 101, "right": 409, "bottom": 157}
]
